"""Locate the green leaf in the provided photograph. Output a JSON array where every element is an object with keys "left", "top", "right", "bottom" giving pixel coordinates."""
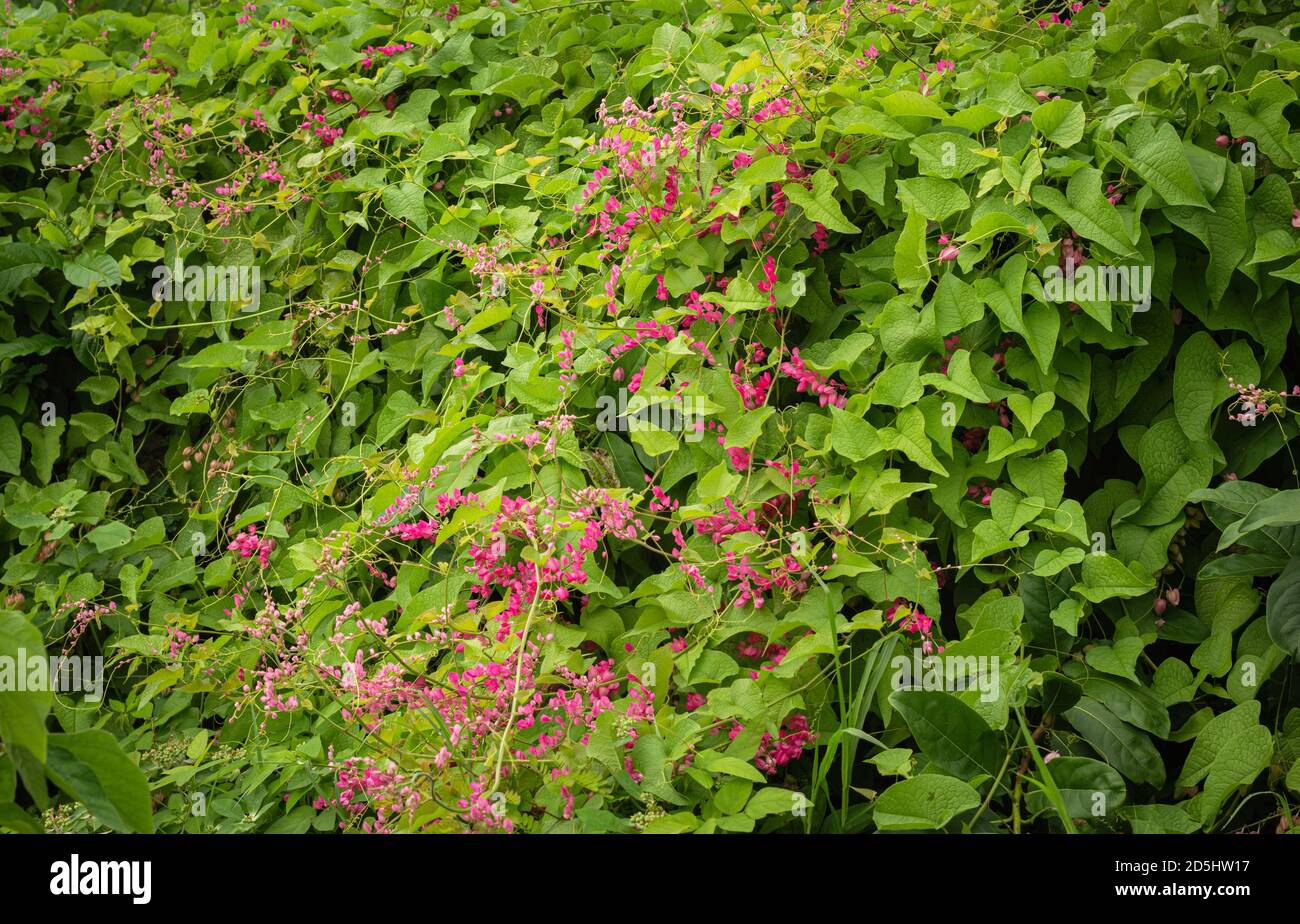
[
  {"left": 170, "top": 388, "right": 212, "bottom": 416},
  {"left": 829, "top": 406, "right": 883, "bottom": 463},
  {"left": 1219, "top": 84, "right": 1298, "bottom": 169},
  {"left": 896, "top": 177, "right": 970, "bottom": 222},
  {"left": 883, "top": 406, "right": 948, "bottom": 476},
  {"left": 0, "top": 416, "right": 20, "bottom": 476},
  {"left": 868, "top": 748, "right": 914, "bottom": 776},
  {"left": 85, "top": 521, "right": 133, "bottom": 553},
  {"left": 922, "top": 350, "right": 989, "bottom": 403},
  {"left": 694, "top": 750, "right": 766, "bottom": 783},
  {"left": 889, "top": 690, "right": 1005, "bottom": 780},
  {"left": 381, "top": 182, "right": 429, "bottom": 233},
  {"left": 880, "top": 89, "right": 949, "bottom": 120},
  {"left": 1007, "top": 392, "right": 1054, "bottom": 437},
  {"left": 651, "top": 22, "right": 691, "bottom": 60},
  {"left": 697, "top": 461, "right": 740, "bottom": 503},
  {"left": 181, "top": 341, "right": 246, "bottom": 370},
  {"left": 1174, "top": 701, "right": 1271, "bottom": 828},
  {"left": 719, "top": 276, "right": 768, "bottom": 313},
  {"left": 1112, "top": 120, "right": 1210, "bottom": 208},
  {"left": 1022, "top": 302, "right": 1059, "bottom": 374},
  {"left": 78, "top": 376, "right": 119, "bottom": 404},
  {"left": 1173, "top": 331, "right": 1229, "bottom": 442},
  {"left": 832, "top": 105, "right": 913, "bottom": 140},
  {"left": 628, "top": 422, "right": 677, "bottom": 457},
  {"left": 1049, "top": 597, "right": 1085, "bottom": 634},
  {"left": 1072, "top": 554, "right": 1155, "bottom": 603},
  {"left": 783, "top": 169, "right": 860, "bottom": 234},
  {"left": 1196, "top": 576, "right": 1260, "bottom": 635},
  {"left": 45, "top": 730, "right": 154, "bottom": 833},
  {"left": 911, "top": 132, "right": 986, "bottom": 178},
  {"left": 1166, "top": 164, "right": 1249, "bottom": 302},
  {"left": 894, "top": 207, "right": 931, "bottom": 292},
  {"left": 62, "top": 252, "right": 122, "bottom": 289},
  {"left": 1219, "top": 490, "right": 1300, "bottom": 551},
  {"left": 1040, "top": 672, "right": 1082, "bottom": 714},
  {"left": 1122, "top": 804, "right": 1202, "bottom": 834},
  {"left": 1032, "top": 168, "right": 1137, "bottom": 257},
  {"left": 0, "top": 612, "right": 51, "bottom": 771},
  {"left": 1266, "top": 556, "right": 1300, "bottom": 659},
  {"left": 0, "top": 242, "right": 58, "bottom": 297},
  {"left": 1085, "top": 637, "right": 1145, "bottom": 684},
  {"left": 745, "top": 786, "right": 800, "bottom": 819},
  {"left": 1080, "top": 674, "right": 1170, "bottom": 738},
  {"left": 933, "top": 273, "right": 983, "bottom": 334},
  {"left": 723, "top": 406, "right": 774, "bottom": 449},
  {"left": 267, "top": 806, "right": 316, "bottom": 834},
  {"left": 869, "top": 361, "right": 924, "bottom": 407},
  {"left": 874, "top": 774, "right": 980, "bottom": 830},
  {"left": 1026, "top": 756, "right": 1126, "bottom": 818},
  {"left": 1007, "top": 450, "right": 1066, "bottom": 507},
  {"left": 1064, "top": 697, "right": 1165, "bottom": 787},
  {"left": 1129, "top": 418, "right": 1215, "bottom": 527},
  {"left": 736, "top": 155, "right": 788, "bottom": 187},
  {"left": 0, "top": 801, "right": 42, "bottom": 833},
  {"left": 1031, "top": 99, "right": 1085, "bottom": 148}
]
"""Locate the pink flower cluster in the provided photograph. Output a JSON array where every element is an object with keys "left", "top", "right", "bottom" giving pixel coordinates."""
[
  {"left": 732, "top": 342, "right": 773, "bottom": 409},
  {"left": 1227, "top": 376, "right": 1296, "bottom": 424},
  {"left": 300, "top": 111, "right": 343, "bottom": 146},
  {"left": 317, "top": 755, "right": 423, "bottom": 833},
  {"left": 360, "top": 42, "right": 415, "bottom": 70},
  {"left": 57, "top": 597, "right": 116, "bottom": 655},
  {"left": 387, "top": 488, "right": 479, "bottom": 543},
  {"left": 780, "top": 348, "right": 847, "bottom": 408},
  {"left": 756, "top": 255, "right": 779, "bottom": 311},
  {"left": 228, "top": 524, "right": 275, "bottom": 569},
  {"left": 1035, "top": 3, "right": 1089, "bottom": 28},
  {"left": 610, "top": 320, "right": 676, "bottom": 361},
  {"left": 696, "top": 498, "right": 764, "bottom": 543},
  {"left": 751, "top": 96, "right": 798, "bottom": 123},
  {"left": 463, "top": 492, "right": 645, "bottom": 641},
  {"left": 165, "top": 626, "right": 200, "bottom": 659},
  {"left": 2, "top": 83, "right": 59, "bottom": 143},
  {"left": 754, "top": 714, "right": 814, "bottom": 776},
  {"left": 886, "top": 599, "right": 940, "bottom": 652},
  {"left": 727, "top": 553, "right": 809, "bottom": 612}
]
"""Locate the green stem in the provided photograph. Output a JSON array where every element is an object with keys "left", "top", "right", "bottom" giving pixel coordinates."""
[{"left": 1014, "top": 706, "right": 1076, "bottom": 834}]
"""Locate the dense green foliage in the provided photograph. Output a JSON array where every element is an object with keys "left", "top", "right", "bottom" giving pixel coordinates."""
[{"left": 2, "top": 0, "right": 1300, "bottom": 835}]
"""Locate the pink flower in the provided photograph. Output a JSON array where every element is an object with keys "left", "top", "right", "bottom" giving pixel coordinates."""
[
  {"left": 779, "top": 347, "right": 847, "bottom": 408},
  {"left": 754, "top": 714, "right": 813, "bottom": 775},
  {"left": 938, "top": 244, "right": 960, "bottom": 262},
  {"left": 227, "top": 525, "right": 275, "bottom": 569}
]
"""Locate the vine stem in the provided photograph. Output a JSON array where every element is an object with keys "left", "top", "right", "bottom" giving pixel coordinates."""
[
  {"left": 964, "top": 748, "right": 1013, "bottom": 833},
  {"left": 1014, "top": 708, "right": 1076, "bottom": 834},
  {"left": 490, "top": 557, "right": 545, "bottom": 795}
]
